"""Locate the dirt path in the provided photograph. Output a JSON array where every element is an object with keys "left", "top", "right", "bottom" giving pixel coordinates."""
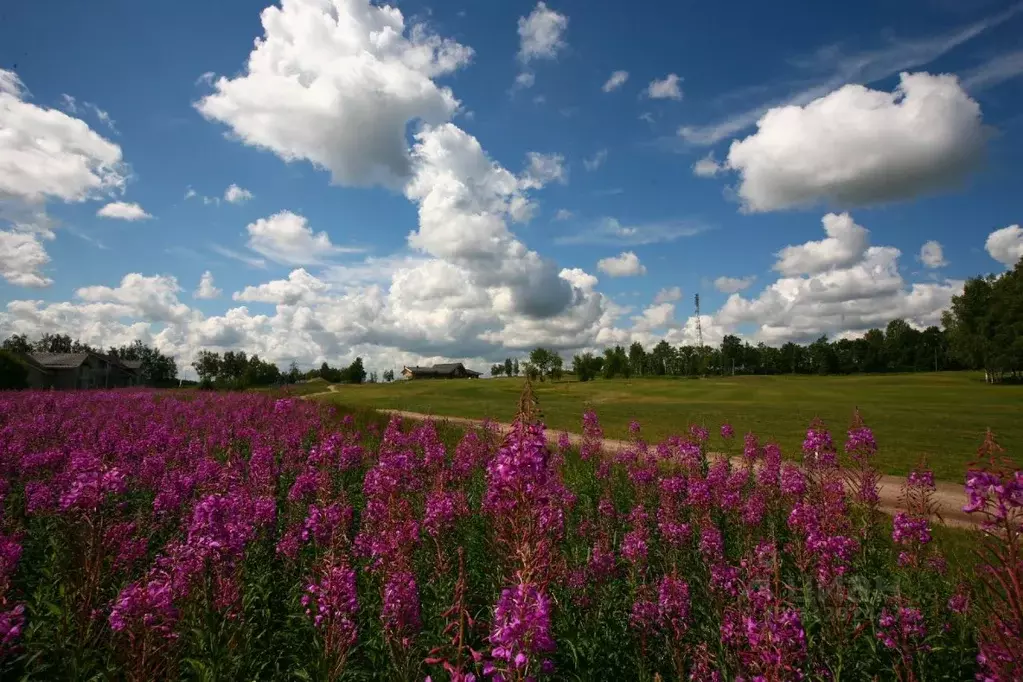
[{"left": 377, "top": 409, "right": 979, "bottom": 530}]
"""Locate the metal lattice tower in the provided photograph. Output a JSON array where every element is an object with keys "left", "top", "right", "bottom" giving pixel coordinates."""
[{"left": 694, "top": 293, "right": 704, "bottom": 349}]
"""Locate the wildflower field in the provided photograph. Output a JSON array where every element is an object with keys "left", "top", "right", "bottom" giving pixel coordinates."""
[{"left": 0, "top": 387, "right": 1020, "bottom": 681}]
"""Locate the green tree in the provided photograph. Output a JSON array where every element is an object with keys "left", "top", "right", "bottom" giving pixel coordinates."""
[
  {"left": 528, "top": 347, "right": 562, "bottom": 382},
  {"left": 382, "top": 369, "right": 395, "bottom": 382},
  {"left": 943, "top": 275, "right": 995, "bottom": 374},
  {"left": 504, "top": 357, "right": 513, "bottom": 377},
  {"left": 34, "top": 333, "right": 74, "bottom": 353},
  {"left": 0, "top": 350, "right": 29, "bottom": 389},
  {"left": 628, "top": 342, "right": 646, "bottom": 377},
  {"left": 344, "top": 357, "right": 367, "bottom": 384},
  {"left": 1, "top": 334, "right": 32, "bottom": 355},
  {"left": 808, "top": 335, "right": 836, "bottom": 375},
  {"left": 491, "top": 364, "right": 504, "bottom": 377},
  {"left": 861, "top": 328, "right": 887, "bottom": 372},
  {"left": 572, "top": 352, "right": 602, "bottom": 381},
  {"left": 720, "top": 335, "right": 743, "bottom": 375},
  {"left": 110, "top": 339, "right": 178, "bottom": 385},
  {"left": 192, "top": 350, "right": 222, "bottom": 387}
]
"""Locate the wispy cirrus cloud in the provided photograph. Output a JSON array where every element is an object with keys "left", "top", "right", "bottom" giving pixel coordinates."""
[
  {"left": 677, "top": 3, "right": 1023, "bottom": 146},
  {"left": 962, "top": 49, "right": 1023, "bottom": 91},
  {"left": 555, "top": 216, "right": 708, "bottom": 246},
  {"left": 211, "top": 244, "right": 267, "bottom": 269}
]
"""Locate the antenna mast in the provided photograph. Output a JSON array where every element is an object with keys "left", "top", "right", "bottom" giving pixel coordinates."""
[{"left": 694, "top": 293, "right": 704, "bottom": 349}]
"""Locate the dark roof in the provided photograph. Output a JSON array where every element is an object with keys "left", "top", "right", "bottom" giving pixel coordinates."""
[
  {"left": 29, "top": 351, "right": 141, "bottom": 372},
  {"left": 404, "top": 362, "right": 480, "bottom": 376},
  {"left": 13, "top": 353, "right": 52, "bottom": 374},
  {"left": 30, "top": 352, "right": 90, "bottom": 369}
]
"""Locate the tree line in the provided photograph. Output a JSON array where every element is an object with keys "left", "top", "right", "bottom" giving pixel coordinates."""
[
  {"left": 942, "top": 258, "right": 1023, "bottom": 383},
  {"left": 523, "top": 260, "right": 1023, "bottom": 383},
  {"left": 489, "top": 358, "right": 520, "bottom": 377},
  {"left": 1, "top": 334, "right": 179, "bottom": 388},
  {"left": 190, "top": 353, "right": 369, "bottom": 389}
]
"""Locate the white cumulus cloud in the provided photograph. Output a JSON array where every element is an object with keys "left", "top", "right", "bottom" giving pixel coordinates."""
[
  {"left": 0, "top": 69, "right": 126, "bottom": 205},
  {"left": 195, "top": 0, "right": 473, "bottom": 189},
  {"left": 245, "top": 210, "right": 362, "bottom": 267},
  {"left": 0, "top": 231, "right": 52, "bottom": 288},
  {"left": 725, "top": 72, "right": 986, "bottom": 212},
  {"left": 646, "top": 73, "right": 682, "bottom": 100},
  {"left": 985, "top": 225, "right": 1023, "bottom": 267},
  {"left": 520, "top": 151, "right": 567, "bottom": 189},
  {"left": 517, "top": 2, "right": 568, "bottom": 63},
  {"left": 774, "top": 213, "right": 870, "bottom": 276},
  {"left": 714, "top": 275, "right": 756, "bottom": 293},
  {"left": 919, "top": 240, "right": 948, "bottom": 268},
  {"left": 233, "top": 268, "right": 329, "bottom": 305},
  {"left": 653, "top": 286, "right": 682, "bottom": 303},
  {"left": 602, "top": 70, "right": 629, "bottom": 92},
  {"left": 194, "top": 271, "right": 222, "bottom": 299},
  {"left": 224, "top": 184, "right": 253, "bottom": 204},
  {"left": 76, "top": 273, "right": 191, "bottom": 324},
  {"left": 692, "top": 153, "right": 722, "bottom": 178},
  {"left": 597, "top": 251, "right": 646, "bottom": 277},
  {"left": 97, "top": 201, "right": 151, "bottom": 221}
]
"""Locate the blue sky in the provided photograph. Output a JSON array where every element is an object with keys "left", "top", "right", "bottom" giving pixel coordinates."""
[{"left": 1, "top": 0, "right": 1022, "bottom": 374}]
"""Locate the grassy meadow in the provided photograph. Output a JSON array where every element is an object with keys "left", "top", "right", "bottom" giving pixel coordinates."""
[{"left": 315, "top": 372, "right": 1023, "bottom": 481}]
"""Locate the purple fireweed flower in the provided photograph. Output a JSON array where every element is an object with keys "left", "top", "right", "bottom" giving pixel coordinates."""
[
  {"left": 677, "top": 439, "right": 703, "bottom": 472},
  {"left": 0, "top": 604, "right": 25, "bottom": 648},
  {"left": 629, "top": 597, "right": 658, "bottom": 634},
  {"left": 780, "top": 464, "right": 806, "bottom": 497},
  {"left": 687, "top": 476, "right": 712, "bottom": 511},
  {"left": 453, "top": 430, "right": 488, "bottom": 480},
  {"left": 805, "top": 533, "right": 858, "bottom": 585},
  {"left": 757, "top": 443, "right": 782, "bottom": 490},
  {"left": 721, "top": 423, "right": 735, "bottom": 440},
  {"left": 103, "top": 522, "right": 148, "bottom": 570},
  {"left": 742, "top": 432, "right": 759, "bottom": 465},
  {"left": 381, "top": 571, "right": 421, "bottom": 642},
  {"left": 710, "top": 562, "right": 740, "bottom": 597},
  {"left": 892, "top": 512, "right": 931, "bottom": 546},
  {"left": 700, "top": 525, "right": 724, "bottom": 560},
  {"left": 628, "top": 420, "right": 642, "bottom": 437},
  {"left": 844, "top": 425, "right": 877, "bottom": 461},
  {"left": 658, "top": 515, "right": 692, "bottom": 548},
  {"left": 802, "top": 419, "right": 836, "bottom": 469},
  {"left": 23, "top": 480, "right": 55, "bottom": 515},
  {"left": 658, "top": 575, "right": 690, "bottom": 639},
  {"left": 489, "top": 582, "right": 555, "bottom": 675},
  {"left": 877, "top": 606, "right": 929, "bottom": 652},
  {"left": 424, "top": 489, "right": 469, "bottom": 538},
  {"left": 587, "top": 541, "right": 616, "bottom": 582},
  {"left": 907, "top": 469, "right": 935, "bottom": 491},
  {"left": 689, "top": 424, "right": 709, "bottom": 443},
  {"left": 947, "top": 592, "right": 969, "bottom": 615},
  {"left": 303, "top": 562, "right": 358, "bottom": 650},
  {"left": 581, "top": 410, "right": 603, "bottom": 461},
  {"left": 302, "top": 502, "right": 353, "bottom": 547},
  {"left": 742, "top": 492, "right": 767, "bottom": 526},
  {"left": 0, "top": 533, "right": 23, "bottom": 586},
  {"left": 621, "top": 529, "right": 648, "bottom": 566}
]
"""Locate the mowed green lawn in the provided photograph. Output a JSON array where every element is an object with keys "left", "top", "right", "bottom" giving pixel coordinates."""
[{"left": 316, "top": 372, "right": 1022, "bottom": 482}]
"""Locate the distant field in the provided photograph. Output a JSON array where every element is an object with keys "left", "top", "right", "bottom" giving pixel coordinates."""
[{"left": 316, "top": 372, "right": 1023, "bottom": 481}]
